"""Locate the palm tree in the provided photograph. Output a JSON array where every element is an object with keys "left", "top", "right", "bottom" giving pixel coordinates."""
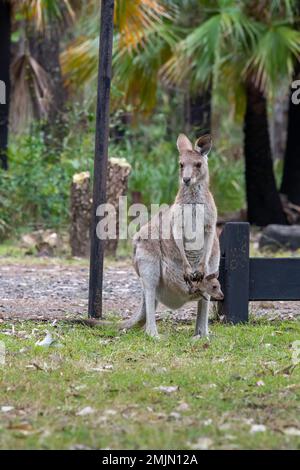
[
  {"left": 280, "top": 0, "right": 300, "bottom": 211},
  {"left": 0, "top": 0, "right": 74, "bottom": 169},
  {"left": 243, "top": 80, "right": 286, "bottom": 225},
  {"left": 61, "top": 0, "right": 177, "bottom": 114},
  {"left": 281, "top": 62, "right": 300, "bottom": 208},
  {"left": 11, "top": 0, "right": 74, "bottom": 133},
  {"left": 162, "top": 0, "right": 300, "bottom": 225}
]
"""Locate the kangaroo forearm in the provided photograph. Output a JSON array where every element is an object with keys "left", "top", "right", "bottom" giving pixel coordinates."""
[
  {"left": 201, "top": 231, "right": 215, "bottom": 268},
  {"left": 174, "top": 236, "right": 191, "bottom": 269},
  {"left": 172, "top": 215, "right": 192, "bottom": 269}
]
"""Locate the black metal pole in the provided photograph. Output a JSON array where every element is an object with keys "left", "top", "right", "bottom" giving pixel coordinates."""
[{"left": 88, "top": 0, "right": 115, "bottom": 318}]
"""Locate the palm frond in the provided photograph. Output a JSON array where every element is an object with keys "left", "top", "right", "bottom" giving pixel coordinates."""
[
  {"left": 10, "top": 53, "right": 52, "bottom": 132},
  {"left": 17, "top": 0, "right": 75, "bottom": 30},
  {"left": 113, "top": 23, "right": 178, "bottom": 113},
  {"left": 161, "top": 2, "right": 260, "bottom": 90},
  {"left": 60, "top": 36, "right": 99, "bottom": 88},
  {"left": 61, "top": 2, "right": 179, "bottom": 111},
  {"left": 246, "top": 25, "right": 300, "bottom": 92},
  {"left": 115, "top": 0, "right": 175, "bottom": 51}
]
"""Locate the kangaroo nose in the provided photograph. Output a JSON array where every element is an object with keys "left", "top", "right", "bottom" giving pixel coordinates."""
[{"left": 183, "top": 177, "right": 191, "bottom": 185}]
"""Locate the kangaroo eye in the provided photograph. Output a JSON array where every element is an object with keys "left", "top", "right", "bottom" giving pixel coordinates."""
[
  {"left": 180, "top": 163, "right": 184, "bottom": 169},
  {"left": 213, "top": 286, "right": 217, "bottom": 289},
  {"left": 196, "top": 162, "right": 201, "bottom": 169}
]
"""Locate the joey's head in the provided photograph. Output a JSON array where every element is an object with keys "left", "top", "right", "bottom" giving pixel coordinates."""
[
  {"left": 202, "top": 274, "right": 224, "bottom": 300},
  {"left": 177, "top": 133, "right": 212, "bottom": 187}
]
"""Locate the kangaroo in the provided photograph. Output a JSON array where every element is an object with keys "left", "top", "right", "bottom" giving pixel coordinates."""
[{"left": 126, "top": 133, "right": 221, "bottom": 339}]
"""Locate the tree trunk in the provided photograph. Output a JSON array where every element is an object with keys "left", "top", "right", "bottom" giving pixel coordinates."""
[
  {"left": 190, "top": 90, "right": 211, "bottom": 134},
  {"left": 280, "top": 63, "right": 300, "bottom": 205},
  {"left": 269, "top": 84, "right": 289, "bottom": 161},
  {"left": 70, "top": 159, "right": 131, "bottom": 258},
  {"left": 70, "top": 172, "right": 92, "bottom": 257},
  {"left": 0, "top": 0, "right": 11, "bottom": 170},
  {"left": 185, "top": 89, "right": 211, "bottom": 135},
  {"left": 244, "top": 82, "right": 286, "bottom": 226},
  {"left": 28, "top": 20, "right": 66, "bottom": 150}
]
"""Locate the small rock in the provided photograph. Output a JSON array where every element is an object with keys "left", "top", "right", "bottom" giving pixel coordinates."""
[{"left": 259, "top": 225, "right": 300, "bottom": 251}]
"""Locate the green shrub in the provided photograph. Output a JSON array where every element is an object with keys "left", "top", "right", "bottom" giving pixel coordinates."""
[
  {"left": 0, "top": 106, "right": 245, "bottom": 242},
  {"left": 0, "top": 110, "right": 95, "bottom": 240}
]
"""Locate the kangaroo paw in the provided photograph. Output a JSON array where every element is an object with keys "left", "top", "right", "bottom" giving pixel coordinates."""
[{"left": 190, "top": 271, "right": 204, "bottom": 282}]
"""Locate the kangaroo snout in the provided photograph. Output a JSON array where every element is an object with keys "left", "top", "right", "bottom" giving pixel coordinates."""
[
  {"left": 215, "top": 290, "right": 224, "bottom": 301},
  {"left": 183, "top": 177, "right": 191, "bottom": 186}
]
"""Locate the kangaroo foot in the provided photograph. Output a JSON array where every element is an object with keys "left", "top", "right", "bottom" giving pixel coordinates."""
[
  {"left": 145, "top": 325, "right": 160, "bottom": 339},
  {"left": 192, "top": 331, "right": 209, "bottom": 341}
]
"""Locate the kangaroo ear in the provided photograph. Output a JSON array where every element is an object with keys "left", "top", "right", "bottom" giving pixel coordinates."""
[
  {"left": 194, "top": 134, "right": 212, "bottom": 156},
  {"left": 205, "top": 272, "right": 219, "bottom": 280},
  {"left": 177, "top": 134, "right": 193, "bottom": 153}
]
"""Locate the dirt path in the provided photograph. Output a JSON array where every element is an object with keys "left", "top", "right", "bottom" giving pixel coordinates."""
[{"left": 0, "top": 260, "right": 299, "bottom": 322}]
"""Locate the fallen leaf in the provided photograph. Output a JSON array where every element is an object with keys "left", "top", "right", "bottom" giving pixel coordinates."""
[
  {"left": 8, "top": 422, "right": 32, "bottom": 431},
  {"left": 190, "top": 437, "right": 213, "bottom": 450},
  {"left": 89, "top": 365, "right": 113, "bottom": 372},
  {"left": 76, "top": 406, "right": 95, "bottom": 416},
  {"left": 203, "top": 419, "right": 213, "bottom": 426},
  {"left": 177, "top": 402, "right": 189, "bottom": 412},
  {"left": 256, "top": 380, "right": 265, "bottom": 387},
  {"left": 26, "top": 362, "right": 47, "bottom": 372},
  {"left": 275, "top": 364, "right": 296, "bottom": 376},
  {"left": 203, "top": 383, "right": 217, "bottom": 389},
  {"left": 250, "top": 424, "right": 266, "bottom": 434},
  {"left": 154, "top": 386, "right": 179, "bottom": 394},
  {"left": 104, "top": 409, "right": 117, "bottom": 416},
  {"left": 168, "top": 412, "right": 181, "bottom": 420},
  {"left": 1, "top": 406, "right": 14, "bottom": 413},
  {"left": 35, "top": 331, "right": 54, "bottom": 347},
  {"left": 284, "top": 427, "right": 300, "bottom": 437},
  {"left": 69, "top": 444, "right": 93, "bottom": 450}
]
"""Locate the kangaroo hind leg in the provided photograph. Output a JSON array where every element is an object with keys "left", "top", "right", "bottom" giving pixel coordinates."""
[
  {"left": 137, "top": 255, "right": 160, "bottom": 338},
  {"left": 194, "top": 297, "right": 210, "bottom": 339}
]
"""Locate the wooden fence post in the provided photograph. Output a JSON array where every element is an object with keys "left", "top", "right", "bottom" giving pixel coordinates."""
[
  {"left": 218, "top": 222, "right": 250, "bottom": 323},
  {"left": 88, "top": 0, "right": 115, "bottom": 318}
]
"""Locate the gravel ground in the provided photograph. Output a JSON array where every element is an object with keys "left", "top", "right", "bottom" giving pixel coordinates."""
[{"left": 0, "top": 260, "right": 299, "bottom": 322}]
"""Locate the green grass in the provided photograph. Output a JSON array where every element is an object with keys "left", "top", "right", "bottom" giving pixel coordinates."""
[{"left": 0, "top": 318, "right": 300, "bottom": 450}]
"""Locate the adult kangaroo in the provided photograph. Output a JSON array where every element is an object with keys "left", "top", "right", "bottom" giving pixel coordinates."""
[{"left": 126, "top": 133, "right": 222, "bottom": 339}]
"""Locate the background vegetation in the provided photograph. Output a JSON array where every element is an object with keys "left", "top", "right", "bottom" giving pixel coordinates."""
[{"left": 0, "top": 0, "right": 300, "bottom": 240}]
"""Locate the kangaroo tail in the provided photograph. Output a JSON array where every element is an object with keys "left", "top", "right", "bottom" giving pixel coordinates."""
[{"left": 73, "top": 294, "right": 146, "bottom": 330}]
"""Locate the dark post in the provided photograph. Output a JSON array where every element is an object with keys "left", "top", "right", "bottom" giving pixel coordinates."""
[
  {"left": 88, "top": 0, "right": 115, "bottom": 318},
  {"left": 0, "top": 0, "right": 11, "bottom": 170},
  {"left": 218, "top": 222, "right": 250, "bottom": 323}
]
